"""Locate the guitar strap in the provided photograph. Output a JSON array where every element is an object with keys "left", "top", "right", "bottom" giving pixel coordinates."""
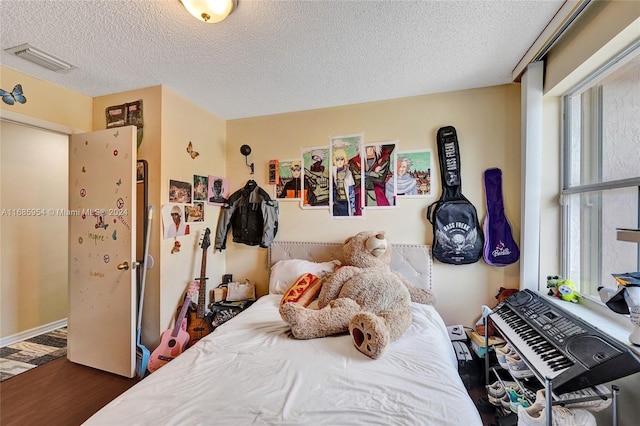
[{"left": 482, "top": 168, "right": 519, "bottom": 266}]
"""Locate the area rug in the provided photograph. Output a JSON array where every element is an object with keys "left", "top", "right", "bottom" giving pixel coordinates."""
[{"left": 0, "top": 327, "right": 67, "bottom": 382}]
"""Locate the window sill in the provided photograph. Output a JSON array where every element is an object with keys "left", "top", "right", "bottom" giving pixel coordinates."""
[{"left": 543, "top": 293, "right": 640, "bottom": 356}]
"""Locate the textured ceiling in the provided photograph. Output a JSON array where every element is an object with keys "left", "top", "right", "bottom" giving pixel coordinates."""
[{"left": 0, "top": 0, "right": 564, "bottom": 120}]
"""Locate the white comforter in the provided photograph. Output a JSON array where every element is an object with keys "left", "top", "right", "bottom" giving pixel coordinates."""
[{"left": 85, "top": 295, "right": 482, "bottom": 426}]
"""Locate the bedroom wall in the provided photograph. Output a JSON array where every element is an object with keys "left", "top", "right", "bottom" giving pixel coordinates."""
[
  {"left": 157, "top": 87, "right": 226, "bottom": 335},
  {"left": 0, "top": 66, "right": 92, "bottom": 130},
  {"left": 0, "top": 122, "right": 69, "bottom": 338},
  {"left": 225, "top": 84, "right": 522, "bottom": 328},
  {"left": 92, "top": 86, "right": 227, "bottom": 345},
  {"left": 0, "top": 66, "right": 91, "bottom": 341}
]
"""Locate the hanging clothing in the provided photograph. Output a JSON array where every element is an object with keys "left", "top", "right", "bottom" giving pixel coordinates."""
[{"left": 215, "top": 180, "right": 278, "bottom": 250}]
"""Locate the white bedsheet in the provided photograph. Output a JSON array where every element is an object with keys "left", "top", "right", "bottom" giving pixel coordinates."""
[{"left": 85, "top": 296, "right": 482, "bottom": 426}]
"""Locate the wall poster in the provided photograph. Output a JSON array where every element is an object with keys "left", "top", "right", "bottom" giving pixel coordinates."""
[
  {"left": 395, "top": 149, "right": 434, "bottom": 197},
  {"left": 207, "top": 176, "right": 229, "bottom": 206},
  {"left": 169, "top": 179, "right": 192, "bottom": 204},
  {"left": 301, "top": 146, "right": 330, "bottom": 209},
  {"left": 276, "top": 159, "right": 303, "bottom": 201},
  {"left": 329, "top": 133, "right": 364, "bottom": 219},
  {"left": 363, "top": 141, "right": 397, "bottom": 208}
]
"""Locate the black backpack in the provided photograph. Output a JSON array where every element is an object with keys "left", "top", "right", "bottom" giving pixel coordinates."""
[{"left": 427, "top": 126, "right": 484, "bottom": 264}]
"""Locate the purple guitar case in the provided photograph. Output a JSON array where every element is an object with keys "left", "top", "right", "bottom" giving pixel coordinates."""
[{"left": 483, "top": 168, "right": 519, "bottom": 266}]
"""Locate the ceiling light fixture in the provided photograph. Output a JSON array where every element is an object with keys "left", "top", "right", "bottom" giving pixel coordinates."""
[
  {"left": 5, "top": 43, "right": 77, "bottom": 73},
  {"left": 180, "top": 0, "right": 238, "bottom": 23}
]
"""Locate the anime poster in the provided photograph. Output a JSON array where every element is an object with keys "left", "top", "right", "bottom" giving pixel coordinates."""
[
  {"left": 329, "top": 133, "right": 365, "bottom": 219},
  {"left": 395, "top": 149, "right": 434, "bottom": 197},
  {"left": 276, "top": 159, "right": 303, "bottom": 200},
  {"left": 193, "top": 175, "right": 208, "bottom": 201},
  {"left": 207, "top": 176, "right": 229, "bottom": 206},
  {"left": 363, "top": 141, "right": 397, "bottom": 208},
  {"left": 301, "top": 146, "right": 330, "bottom": 209},
  {"left": 169, "top": 179, "right": 192, "bottom": 204},
  {"left": 185, "top": 201, "right": 205, "bottom": 222}
]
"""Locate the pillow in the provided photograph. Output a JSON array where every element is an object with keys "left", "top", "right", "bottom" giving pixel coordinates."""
[
  {"left": 280, "top": 273, "right": 323, "bottom": 307},
  {"left": 269, "top": 259, "right": 340, "bottom": 294}
]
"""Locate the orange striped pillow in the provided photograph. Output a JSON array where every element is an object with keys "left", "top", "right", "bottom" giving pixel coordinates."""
[{"left": 280, "top": 273, "right": 323, "bottom": 307}]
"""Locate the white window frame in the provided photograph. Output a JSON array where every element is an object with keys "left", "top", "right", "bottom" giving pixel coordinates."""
[{"left": 560, "top": 41, "right": 640, "bottom": 301}]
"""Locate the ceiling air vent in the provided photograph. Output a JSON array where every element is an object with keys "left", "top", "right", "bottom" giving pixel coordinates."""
[{"left": 5, "top": 43, "right": 77, "bottom": 73}]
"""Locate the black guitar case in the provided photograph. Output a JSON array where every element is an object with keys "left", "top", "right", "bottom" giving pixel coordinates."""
[{"left": 427, "top": 126, "right": 484, "bottom": 264}]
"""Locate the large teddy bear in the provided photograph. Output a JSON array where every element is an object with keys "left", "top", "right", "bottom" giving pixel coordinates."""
[{"left": 279, "top": 231, "right": 436, "bottom": 358}]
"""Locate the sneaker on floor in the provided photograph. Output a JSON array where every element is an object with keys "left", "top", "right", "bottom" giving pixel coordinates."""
[
  {"left": 560, "top": 385, "right": 612, "bottom": 412},
  {"left": 487, "top": 381, "right": 505, "bottom": 406},
  {"left": 519, "top": 395, "right": 597, "bottom": 425},
  {"left": 500, "top": 391, "right": 512, "bottom": 411},
  {"left": 518, "top": 403, "right": 547, "bottom": 426},
  {"left": 487, "top": 380, "right": 517, "bottom": 406},
  {"left": 507, "top": 388, "right": 531, "bottom": 413},
  {"left": 495, "top": 344, "right": 517, "bottom": 369},
  {"left": 506, "top": 353, "right": 534, "bottom": 378},
  {"left": 536, "top": 387, "right": 612, "bottom": 413}
]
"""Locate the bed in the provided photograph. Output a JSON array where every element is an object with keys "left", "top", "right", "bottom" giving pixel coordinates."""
[{"left": 85, "top": 241, "right": 482, "bottom": 425}]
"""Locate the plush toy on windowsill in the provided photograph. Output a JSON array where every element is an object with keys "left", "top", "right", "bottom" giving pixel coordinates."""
[
  {"left": 546, "top": 275, "right": 562, "bottom": 296},
  {"left": 547, "top": 275, "right": 580, "bottom": 303}
]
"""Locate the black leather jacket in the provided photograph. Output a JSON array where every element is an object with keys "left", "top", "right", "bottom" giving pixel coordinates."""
[{"left": 215, "top": 180, "right": 278, "bottom": 250}]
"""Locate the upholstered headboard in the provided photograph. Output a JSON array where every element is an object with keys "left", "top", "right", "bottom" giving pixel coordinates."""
[{"left": 268, "top": 241, "right": 432, "bottom": 290}]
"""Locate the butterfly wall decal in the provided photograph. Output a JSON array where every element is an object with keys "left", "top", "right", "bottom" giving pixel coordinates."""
[
  {"left": 0, "top": 84, "right": 27, "bottom": 105},
  {"left": 186, "top": 141, "right": 200, "bottom": 159}
]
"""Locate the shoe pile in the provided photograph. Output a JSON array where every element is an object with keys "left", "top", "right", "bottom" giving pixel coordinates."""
[{"left": 517, "top": 389, "right": 598, "bottom": 425}]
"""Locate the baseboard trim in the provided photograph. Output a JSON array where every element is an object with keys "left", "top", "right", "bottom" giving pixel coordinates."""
[{"left": 0, "top": 318, "right": 68, "bottom": 348}]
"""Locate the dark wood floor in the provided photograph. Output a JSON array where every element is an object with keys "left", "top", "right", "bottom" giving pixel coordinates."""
[{"left": 0, "top": 357, "right": 138, "bottom": 426}]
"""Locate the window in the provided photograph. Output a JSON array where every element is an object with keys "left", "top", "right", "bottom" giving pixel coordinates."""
[{"left": 562, "top": 44, "right": 640, "bottom": 300}]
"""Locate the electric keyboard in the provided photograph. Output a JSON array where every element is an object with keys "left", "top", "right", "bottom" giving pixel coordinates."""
[{"left": 489, "top": 289, "right": 640, "bottom": 394}]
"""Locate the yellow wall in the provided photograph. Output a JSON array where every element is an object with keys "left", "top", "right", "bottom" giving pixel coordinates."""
[
  {"left": 1, "top": 66, "right": 91, "bottom": 341},
  {"left": 226, "top": 84, "right": 522, "bottom": 327},
  {"left": 1, "top": 67, "right": 521, "bottom": 339},
  {"left": 0, "top": 66, "right": 92, "bottom": 131},
  {"left": 0, "top": 73, "right": 227, "bottom": 347},
  {"left": 158, "top": 86, "right": 226, "bottom": 334},
  {"left": 92, "top": 86, "right": 227, "bottom": 344}
]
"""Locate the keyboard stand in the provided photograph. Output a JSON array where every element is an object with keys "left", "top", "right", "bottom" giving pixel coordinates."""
[{"left": 483, "top": 315, "right": 620, "bottom": 426}]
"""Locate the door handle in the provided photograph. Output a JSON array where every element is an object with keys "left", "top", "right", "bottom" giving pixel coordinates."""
[{"left": 117, "top": 261, "right": 140, "bottom": 271}]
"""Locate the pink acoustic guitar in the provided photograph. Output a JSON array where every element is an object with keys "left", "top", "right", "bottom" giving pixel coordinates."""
[{"left": 147, "top": 281, "right": 198, "bottom": 373}]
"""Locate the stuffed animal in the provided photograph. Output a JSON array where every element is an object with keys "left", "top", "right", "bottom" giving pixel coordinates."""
[
  {"left": 556, "top": 279, "right": 580, "bottom": 303},
  {"left": 279, "top": 231, "right": 436, "bottom": 359},
  {"left": 496, "top": 286, "right": 519, "bottom": 304},
  {"left": 546, "top": 275, "right": 562, "bottom": 296},
  {"left": 547, "top": 275, "right": 580, "bottom": 303}
]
